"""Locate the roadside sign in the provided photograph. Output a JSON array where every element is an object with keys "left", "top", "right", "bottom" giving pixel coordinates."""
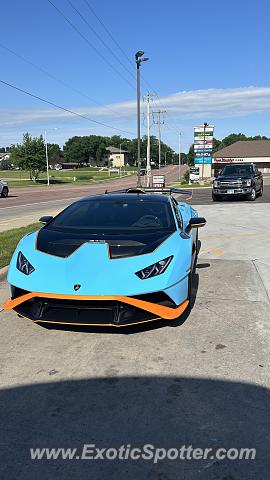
[
  {"left": 193, "top": 125, "right": 214, "bottom": 167},
  {"left": 195, "top": 156, "right": 212, "bottom": 165},
  {"left": 152, "top": 175, "right": 165, "bottom": 188}
]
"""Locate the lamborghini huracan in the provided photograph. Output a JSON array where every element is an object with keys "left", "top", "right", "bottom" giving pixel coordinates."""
[{"left": 4, "top": 188, "right": 206, "bottom": 327}]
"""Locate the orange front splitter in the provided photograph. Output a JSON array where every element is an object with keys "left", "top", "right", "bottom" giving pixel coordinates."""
[{"left": 3, "top": 292, "right": 189, "bottom": 320}]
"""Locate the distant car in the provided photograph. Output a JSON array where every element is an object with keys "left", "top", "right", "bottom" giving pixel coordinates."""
[
  {"left": 109, "top": 168, "right": 119, "bottom": 173},
  {"left": 0, "top": 180, "right": 9, "bottom": 198},
  {"left": 212, "top": 163, "right": 263, "bottom": 201},
  {"left": 4, "top": 188, "right": 206, "bottom": 328},
  {"left": 140, "top": 168, "right": 146, "bottom": 176}
]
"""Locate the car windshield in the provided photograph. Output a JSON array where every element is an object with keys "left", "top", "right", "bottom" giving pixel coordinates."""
[
  {"left": 221, "top": 165, "right": 253, "bottom": 176},
  {"left": 47, "top": 197, "right": 176, "bottom": 233}
]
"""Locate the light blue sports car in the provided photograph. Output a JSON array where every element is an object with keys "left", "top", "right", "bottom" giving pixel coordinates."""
[{"left": 4, "top": 188, "right": 206, "bottom": 327}]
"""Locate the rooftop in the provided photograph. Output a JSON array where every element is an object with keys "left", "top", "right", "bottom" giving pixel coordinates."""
[
  {"left": 106, "top": 146, "right": 128, "bottom": 154},
  {"left": 213, "top": 140, "right": 270, "bottom": 158}
]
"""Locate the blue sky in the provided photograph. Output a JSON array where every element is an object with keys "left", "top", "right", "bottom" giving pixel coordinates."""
[{"left": 1, "top": 0, "right": 270, "bottom": 151}]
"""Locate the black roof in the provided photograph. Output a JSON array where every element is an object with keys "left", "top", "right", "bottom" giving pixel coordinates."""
[{"left": 79, "top": 193, "right": 170, "bottom": 203}]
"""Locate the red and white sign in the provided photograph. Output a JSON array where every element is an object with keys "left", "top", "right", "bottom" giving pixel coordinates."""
[
  {"left": 152, "top": 175, "right": 165, "bottom": 188},
  {"left": 213, "top": 157, "right": 244, "bottom": 163}
]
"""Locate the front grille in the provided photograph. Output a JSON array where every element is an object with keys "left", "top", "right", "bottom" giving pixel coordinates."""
[{"left": 219, "top": 181, "right": 242, "bottom": 187}]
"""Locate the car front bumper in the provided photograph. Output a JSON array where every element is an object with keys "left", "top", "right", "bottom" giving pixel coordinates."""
[
  {"left": 4, "top": 287, "right": 189, "bottom": 327},
  {"left": 213, "top": 187, "right": 252, "bottom": 196}
]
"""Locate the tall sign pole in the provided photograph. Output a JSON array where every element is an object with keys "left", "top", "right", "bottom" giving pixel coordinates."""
[
  {"left": 201, "top": 122, "right": 208, "bottom": 180},
  {"left": 193, "top": 124, "right": 214, "bottom": 179}
]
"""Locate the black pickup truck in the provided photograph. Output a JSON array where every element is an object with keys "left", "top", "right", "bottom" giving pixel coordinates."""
[{"left": 212, "top": 163, "right": 263, "bottom": 201}]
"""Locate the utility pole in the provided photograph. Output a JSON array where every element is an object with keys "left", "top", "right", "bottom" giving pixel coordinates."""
[
  {"left": 144, "top": 93, "right": 153, "bottom": 187},
  {"left": 178, "top": 132, "right": 181, "bottom": 180},
  {"left": 153, "top": 109, "right": 166, "bottom": 171}
]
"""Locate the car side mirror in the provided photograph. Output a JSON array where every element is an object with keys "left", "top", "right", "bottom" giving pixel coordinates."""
[
  {"left": 187, "top": 217, "right": 206, "bottom": 231},
  {"left": 39, "top": 215, "right": 53, "bottom": 224}
]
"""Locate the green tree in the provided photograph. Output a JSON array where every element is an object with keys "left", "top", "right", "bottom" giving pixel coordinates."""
[
  {"left": 47, "top": 143, "right": 62, "bottom": 167},
  {"left": 96, "top": 142, "right": 107, "bottom": 163},
  {"left": 10, "top": 133, "right": 46, "bottom": 181},
  {"left": 0, "top": 158, "right": 12, "bottom": 170}
]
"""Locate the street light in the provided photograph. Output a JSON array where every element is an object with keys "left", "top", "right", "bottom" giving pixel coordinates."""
[
  {"left": 119, "top": 143, "right": 123, "bottom": 177},
  {"left": 44, "top": 128, "right": 58, "bottom": 186},
  {"left": 135, "top": 50, "right": 149, "bottom": 187},
  {"left": 44, "top": 130, "right": 50, "bottom": 186}
]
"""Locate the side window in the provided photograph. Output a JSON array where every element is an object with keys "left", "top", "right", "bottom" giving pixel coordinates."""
[{"left": 172, "top": 199, "right": 183, "bottom": 229}]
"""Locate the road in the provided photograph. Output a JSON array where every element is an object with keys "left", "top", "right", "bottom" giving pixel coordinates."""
[
  {"left": 0, "top": 189, "right": 270, "bottom": 478},
  {"left": 1, "top": 171, "right": 270, "bottom": 233},
  {"left": 0, "top": 165, "right": 183, "bottom": 231}
]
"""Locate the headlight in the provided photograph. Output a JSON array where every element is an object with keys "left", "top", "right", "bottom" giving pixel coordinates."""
[
  {"left": 135, "top": 256, "right": 173, "bottom": 280},
  {"left": 243, "top": 179, "right": 252, "bottom": 186},
  {"left": 213, "top": 180, "right": 219, "bottom": 187},
  {"left": 16, "top": 251, "right": 35, "bottom": 275}
]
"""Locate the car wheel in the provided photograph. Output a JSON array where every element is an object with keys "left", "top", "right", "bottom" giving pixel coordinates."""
[
  {"left": 212, "top": 193, "right": 221, "bottom": 201},
  {"left": 1, "top": 187, "right": 8, "bottom": 198},
  {"left": 258, "top": 184, "right": 263, "bottom": 197},
  {"left": 248, "top": 187, "right": 256, "bottom": 201}
]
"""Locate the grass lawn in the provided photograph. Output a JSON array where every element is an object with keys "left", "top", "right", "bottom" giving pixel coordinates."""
[
  {"left": 0, "top": 223, "right": 40, "bottom": 269},
  {"left": 1, "top": 169, "right": 133, "bottom": 188}
]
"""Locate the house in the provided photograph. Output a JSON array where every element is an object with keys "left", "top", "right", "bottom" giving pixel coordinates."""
[
  {"left": 212, "top": 140, "right": 270, "bottom": 176},
  {"left": 105, "top": 146, "right": 128, "bottom": 168},
  {"left": 0, "top": 152, "right": 11, "bottom": 162}
]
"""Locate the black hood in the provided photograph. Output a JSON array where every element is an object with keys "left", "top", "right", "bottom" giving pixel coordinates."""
[
  {"left": 217, "top": 174, "right": 252, "bottom": 181},
  {"left": 36, "top": 227, "right": 172, "bottom": 259}
]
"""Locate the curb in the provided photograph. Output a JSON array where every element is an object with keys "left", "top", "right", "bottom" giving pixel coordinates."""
[{"left": 0, "top": 266, "right": 8, "bottom": 282}]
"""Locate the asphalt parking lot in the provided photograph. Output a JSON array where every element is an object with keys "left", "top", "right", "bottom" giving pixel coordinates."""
[{"left": 0, "top": 192, "right": 270, "bottom": 478}]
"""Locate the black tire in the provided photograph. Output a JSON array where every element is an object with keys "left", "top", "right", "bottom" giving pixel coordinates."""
[
  {"left": 248, "top": 187, "right": 256, "bottom": 201},
  {"left": 1, "top": 187, "right": 8, "bottom": 198},
  {"left": 212, "top": 193, "right": 221, "bottom": 201},
  {"left": 258, "top": 184, "right": 263, "bottom": 197}
]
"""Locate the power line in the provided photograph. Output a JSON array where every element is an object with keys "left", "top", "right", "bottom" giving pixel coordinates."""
[
  {"left": 82, "top": 0, "right": 180, "bottom": 135},
  {"left": 0, "top": 79, "right": 135, "bottom": 135},
  {"left": 83, "top": 0, "right": 134, "bottom": 69},
  {"left": 46, "top": 0, "right": 134, "bottom": 90},
  {"left": 82, "top": 0, "right": 157, "bottom": 97},
  {"left": 0, "top": 42, "right": 124, "bottom": 117},
  {"left": 66, "top": 0, "right": 135, "bottom": 83}
]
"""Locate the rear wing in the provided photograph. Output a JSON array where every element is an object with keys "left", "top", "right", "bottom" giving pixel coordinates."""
[{"left": 104, "top": 187, "right": 192, "bottom": 200}]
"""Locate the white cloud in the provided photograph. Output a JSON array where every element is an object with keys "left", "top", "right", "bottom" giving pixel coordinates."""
[{"left": 1, "top": 86, "right": 270, "bottom": 129}]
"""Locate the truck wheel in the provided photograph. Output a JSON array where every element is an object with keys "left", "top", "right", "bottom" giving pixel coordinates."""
[
  {"left": 212, "top": 193, "right": 221, "bottom": 201},
  {"left": 1, "top": 187, "right": 8, "bottom": 198},
  {"left": 248, "top": 187, "right": 256, "bottom": 201},
  {"left": 258, "top": 185, "right": 263, "bottom": 197}
]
